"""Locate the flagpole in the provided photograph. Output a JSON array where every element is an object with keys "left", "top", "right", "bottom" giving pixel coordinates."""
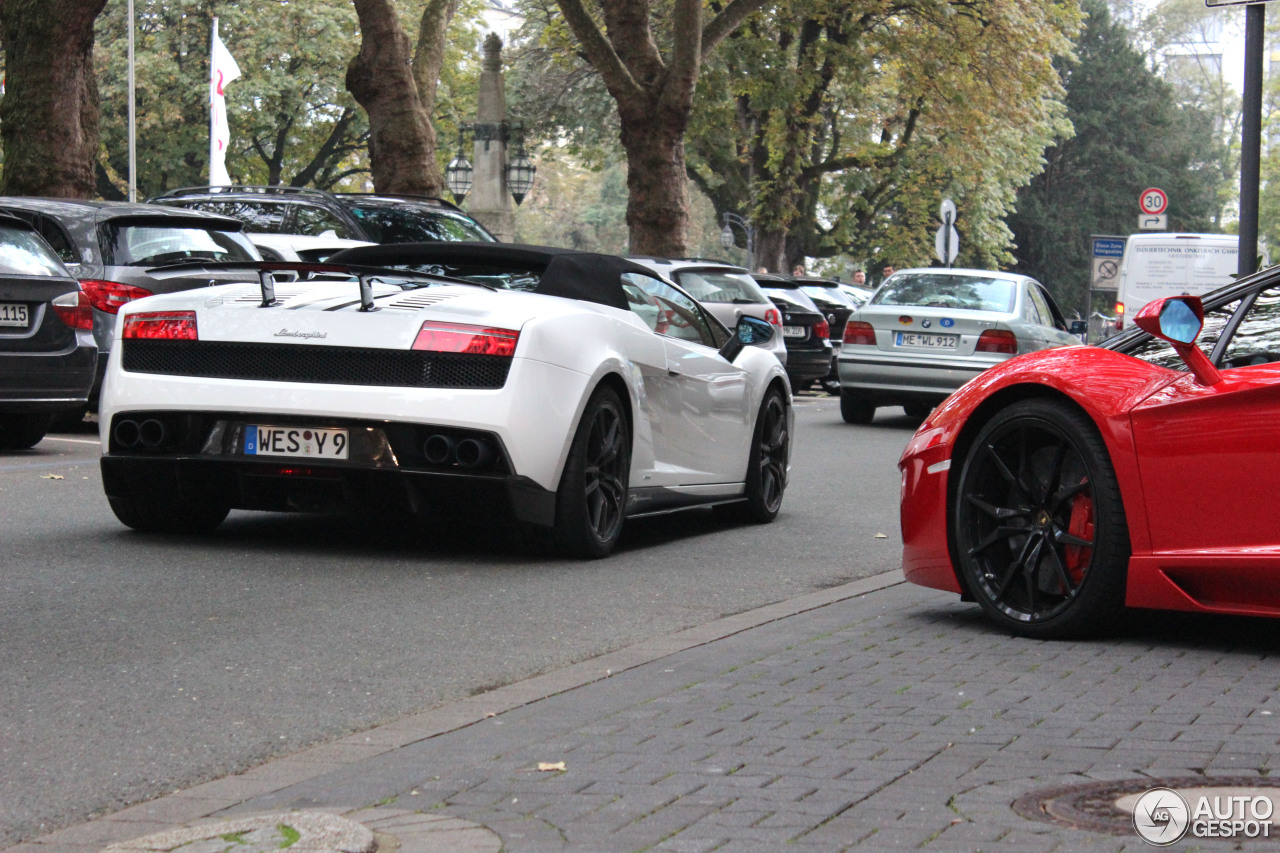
[
  {"left": 127, "top": 0, "right": 136, "bottom": 201},
  {"left": 209, "top": 17, "right": 218, "bottom": 186}
]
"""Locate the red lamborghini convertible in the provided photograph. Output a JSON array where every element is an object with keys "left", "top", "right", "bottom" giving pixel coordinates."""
[{"left": 901, "top": 269, "right": 1280, "bottom": 638}]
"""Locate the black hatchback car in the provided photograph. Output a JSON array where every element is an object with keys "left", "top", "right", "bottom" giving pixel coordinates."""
[
  {"left": 753, "top": 274, "right": 833, "bottom": 390},
  {"left": 150, "top": 186, "right": 497, "bottom": 244},
  {"left": 0, "top": 215, "right": 96, "bottom": 449}
]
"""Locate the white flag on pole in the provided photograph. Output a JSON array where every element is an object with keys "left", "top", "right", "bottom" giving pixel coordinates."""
[{"left": 209, "top": 18, "right": 241, "bottom": 186}]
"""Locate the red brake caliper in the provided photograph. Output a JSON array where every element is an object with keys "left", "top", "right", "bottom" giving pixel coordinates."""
[{"left": 1063, "top": 477, "right": 1093, "bottom": 584}]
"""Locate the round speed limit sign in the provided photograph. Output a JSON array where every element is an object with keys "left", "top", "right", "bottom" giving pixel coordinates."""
[{"left": 1139, "top": 187, "right": 1168, "bottom": 216}]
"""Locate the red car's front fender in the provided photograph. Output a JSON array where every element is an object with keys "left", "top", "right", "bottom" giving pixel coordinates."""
[{"left": 899, "top": 346, "right": 1179, "bottom": 594}]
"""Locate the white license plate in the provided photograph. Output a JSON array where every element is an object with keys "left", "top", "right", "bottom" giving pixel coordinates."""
[
  {"left": 783, "top": 325, "right": 806, "bottom": 339},
  {"left": 896, "top": 332, "right": 957, "bottom": 349},
  {"left": 245, "top": 425, "right": 349, "bottom": 459},
  {"left": 0, "top": 302, "right": 28, "bottom": 328}
]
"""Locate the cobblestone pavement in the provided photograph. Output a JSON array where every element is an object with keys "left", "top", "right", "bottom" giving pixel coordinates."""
[{"left": 14, "top": 572, "right": 1280, "bottom": 852}]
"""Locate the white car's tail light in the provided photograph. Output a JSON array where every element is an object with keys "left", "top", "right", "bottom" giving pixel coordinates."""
[
  {"left": 80, "top": 279, "right": 153, "bottom": 314},
  {"left": 412, "top": 321, "right": 519, "bottom": 357},
  {"left": 764, "top": 307, "right": 782, "bottom": 327},
  {"left": 51, "top": 290, "right": 93, "bottom": 330},
  {"left": 843, "top": 321, "right": 876, "bottom": 346},
  {"left": 123, "top": 311, "right": 199, "bottom": 340},
  {"left": 975, "top": 329, "right": 1016, "bottom": 354}
]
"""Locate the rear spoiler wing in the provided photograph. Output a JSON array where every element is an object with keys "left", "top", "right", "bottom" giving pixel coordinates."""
[{"left": 144, "top": 259, "right": 491, "bottom": 313}]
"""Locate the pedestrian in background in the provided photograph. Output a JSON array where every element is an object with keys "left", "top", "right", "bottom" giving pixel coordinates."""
[
  {"left": 792, "top": 264, "right": 805, "bottom": 276},
  {"left": 852, "top": 270, "right": 866, "bottom": 286}
]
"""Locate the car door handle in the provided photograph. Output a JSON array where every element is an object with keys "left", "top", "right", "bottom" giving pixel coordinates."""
[{"left": 668, "top": 367, "right": 682, "bottom": 377}]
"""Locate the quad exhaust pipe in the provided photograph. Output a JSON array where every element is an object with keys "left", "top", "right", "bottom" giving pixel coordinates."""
[
  {"left": 422, "top": 434, "right": 495, "bottom": 469},
  {"left": 113, "top": 417, "right": 171, "bottom": 450}
]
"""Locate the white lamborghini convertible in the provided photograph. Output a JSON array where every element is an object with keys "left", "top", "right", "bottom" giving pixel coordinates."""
[{"left": 99, "top": 243, "right": 792, "bottom": 557}]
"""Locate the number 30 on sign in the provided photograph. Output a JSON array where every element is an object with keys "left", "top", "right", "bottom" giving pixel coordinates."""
[{"left": 1139, "top": 187, "right": 1168, "bottom": 216}]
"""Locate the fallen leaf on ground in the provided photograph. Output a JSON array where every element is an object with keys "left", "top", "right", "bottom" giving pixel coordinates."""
[
  {"left": 40, "top": 474, "right": 64, "bottom": 480},
  {"left": 537, "top": 761, "right": 566, "bottom": 772},
  {"left": 874, "top": 533, "right": 887, "bottom": 539}
]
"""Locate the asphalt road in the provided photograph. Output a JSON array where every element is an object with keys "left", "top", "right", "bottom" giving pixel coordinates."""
[{"left": 0, "top": 395, "right": 918, "bottom": 847}]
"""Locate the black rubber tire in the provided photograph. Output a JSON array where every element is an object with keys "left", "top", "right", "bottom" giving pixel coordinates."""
[
  {"left": 50, "top": 406, "right": 90, "bottom": 432},
  {"left": 0, "top": 413, "right": 52, "bottom": 450},
  {"left": 739, "top": 387, "right": 789, "bottom": 523},
  {"left": 952, "top": 398, "right": 1129, "bottom": 639},
  {"left": 108, "top": 494, "right": 229, "bottom": 534},
  {"left": 553, "top": 387, "right": 631, "bottom": 558},
  {"left": 840, "top": 390, "right": 875, "bottom": 424},
  {"left": 904, "top": 403, "right": 932, "bottom": 419}
]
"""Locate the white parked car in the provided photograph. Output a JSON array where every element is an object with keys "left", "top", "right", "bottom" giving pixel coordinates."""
[
  {"left": 99, "top": 243, "right": 793, "bottom": 557},
  {"left": 627, "top": 257, "right": 788, "bottom": 366}
]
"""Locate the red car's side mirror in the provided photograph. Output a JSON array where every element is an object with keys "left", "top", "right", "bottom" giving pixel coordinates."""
[{"left": 1133, "top": 296, "right": 1222, "bottom": 386}]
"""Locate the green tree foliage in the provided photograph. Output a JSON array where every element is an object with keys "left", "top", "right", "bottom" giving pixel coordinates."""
[
  {"left": 93, "top": 0, "right": 485, "bottom": 199},
  {"left": 1006, "top": 0, "right": 1224, "bottom": 313},
  {"left": 95, "top": 0, "right": 370, "bottom": 197},
  {"left": 687, "top": 0, "right": 1080, "bottom": 273}
]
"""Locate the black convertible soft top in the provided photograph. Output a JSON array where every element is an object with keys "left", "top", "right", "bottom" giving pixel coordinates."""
[{"left": 327, "top": 242, "right": 657, "bottom": 312}]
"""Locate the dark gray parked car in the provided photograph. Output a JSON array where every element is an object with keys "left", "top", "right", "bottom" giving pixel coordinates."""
[
  {"left": 0, "top": 199, "right": 262, "bottom": 408},
  {"left": 150, "top": 186, "right": 497, "bottom": 244},
  {"left": 0, "top": 215, "right": 97, "bottom": 449}
]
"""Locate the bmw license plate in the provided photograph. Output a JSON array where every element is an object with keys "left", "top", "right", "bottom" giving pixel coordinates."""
[
  {"left": 245, "top": 425, "right": 349, "bottom": 459},
  {"left": 896, "top": 332, "right": 957, "bottom": 349},
  {"left": 783, "top": 325, "right": 806, "bottom": 339},
  {"left": 0, "top": 302, "right": 28, "bottom": 328}
]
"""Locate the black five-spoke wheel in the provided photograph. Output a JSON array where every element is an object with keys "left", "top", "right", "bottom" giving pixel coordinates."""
[
  {"left": 953, "top": 399, "right": 1129, "bottom": 638},
  {"left": 741, "top": 387, "right": 789, "bottom": 522},
  {"left": 554, "top": 386, "right": 631, "bottom": 558}
]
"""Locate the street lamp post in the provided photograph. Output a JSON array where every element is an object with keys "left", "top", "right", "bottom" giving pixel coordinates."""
[
  {"left": 444, "top": 121, "right": 537, "bottom": 207},
  {"left": 440, "top": 34, "right": 536, "bottom": 241},
  {"left": 719, "top": 212, "right": 754, "bottom": 268}
]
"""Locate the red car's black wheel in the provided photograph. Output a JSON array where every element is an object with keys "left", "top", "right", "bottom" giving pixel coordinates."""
[
  {"left": 554, "top": 387, "right": 631, "bottom": 558},
  {"left": 953, "top": 399, "right": 1129, "bottom": 639}
]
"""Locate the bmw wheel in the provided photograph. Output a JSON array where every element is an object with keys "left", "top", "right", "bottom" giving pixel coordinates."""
[
  {"left": 840, "top": 390, "right": 875, "bottom": 424},
  {"left": 0, "top": 413, "right": 53, "bottom": 450},
  {"left": 554, "top": 386, "right": 631, "bottom": 558},
  {"left": 952, "top": 399, "right": 1129, "bottom": 639}
]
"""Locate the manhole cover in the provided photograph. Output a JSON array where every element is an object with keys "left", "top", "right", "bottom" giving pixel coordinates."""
[
  {"left": 102, "top": 811, "right": 374, "bottom": 853},
  {"left": 1013, "top": 776, "right": 1280, "bottom": 837}
]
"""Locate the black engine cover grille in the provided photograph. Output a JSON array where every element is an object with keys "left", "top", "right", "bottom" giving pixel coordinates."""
[{"left": 122, "top": 339, "right": 511, "bottom": 389}]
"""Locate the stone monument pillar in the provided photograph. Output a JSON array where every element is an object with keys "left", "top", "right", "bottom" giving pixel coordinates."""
[{"left": 466, "top": 34, "right": 515, "bottom": 242}]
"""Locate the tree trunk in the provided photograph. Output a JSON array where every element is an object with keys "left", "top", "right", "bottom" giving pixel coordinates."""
[
  {"left": 346, "top": 0, "right": 442, "bottom": 195},
  {"left": 0, "top": 0, "right": 109, "bottom": 197},
  {"left": 555, "top": 0, "right": 771, "bottom": 258},
  {"left": 618, "top": 100, "right": 691, "bottom": 257}
]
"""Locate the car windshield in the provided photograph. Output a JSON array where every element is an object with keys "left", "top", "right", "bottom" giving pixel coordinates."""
[
  {"left": 347, "top": 205, "right": 496, "bottom": 243},
  {"left": 671, "top": 270, "right": 768, "bottom": 304},
  {"left": 106, "top": 223, "right": 259, "bottom": 266},
  {"left": 765, "top": 288, "right": 819, "bottom": 312},
  {"left": 800, "top": 285, "right": 855, "bottom": 307},
  {"left": 0, "top": 225, "right": 71, "bottom": 276},
  {"left": 871, "top": 273, "right": 1016, "bottom": 313},
  {"left": 362, "top": 261, "right": 540, "bottom": 291}
]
